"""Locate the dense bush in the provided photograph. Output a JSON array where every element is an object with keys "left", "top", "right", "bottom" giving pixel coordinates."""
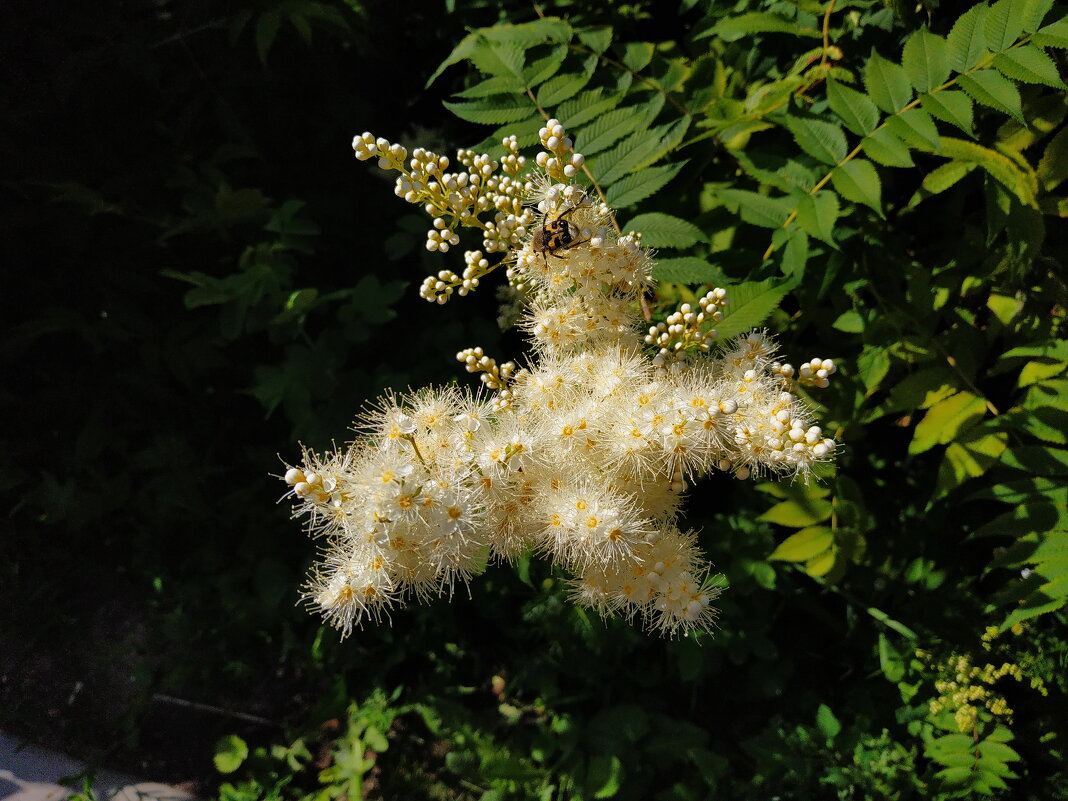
[{"left": 3, "top": 0, "right": 1066, "bottom": 799}]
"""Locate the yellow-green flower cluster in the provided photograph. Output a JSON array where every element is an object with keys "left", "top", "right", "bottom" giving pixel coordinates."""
[{"left": 920, "top": 627, "right": 1048, "bottom": 734}]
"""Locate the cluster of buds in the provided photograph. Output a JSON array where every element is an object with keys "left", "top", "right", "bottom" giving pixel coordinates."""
[
  {"left": 283, "top": 124, "right": 840, "bottom": 638},
  {"left": 770, "top": 357, "right": 838, "bottom": 389},
  {"left": 536, "top": 118, "right": 586, "bottom": 182},
  {"left": 646, "top": 288, "right": 730, "bottom": 368}
]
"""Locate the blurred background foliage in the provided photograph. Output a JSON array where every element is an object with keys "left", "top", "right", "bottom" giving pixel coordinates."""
[{"left": 2, "top": 0, "right": 1066, "bottom": 799}]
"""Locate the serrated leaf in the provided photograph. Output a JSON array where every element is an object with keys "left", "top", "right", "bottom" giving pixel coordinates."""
[
  {"left": 910, "top": 160, "right": 976, "bottom": 207},
  {"left": 1038, "top": 126, "right": 1068, "bottom": 190},
  {"left": 903, "top": 29, "right": 951, "bottom": 93},
  {"left": 605, "top": 161, "right": 686, "bottom": 208},
  {"left": 827, "top": 79, "right": 881, "bottom": 135},
  {"left": 795, "top": 191, "right": 840, "bottom": 246},
  {"left": 948, "top": 4, "right": 989, "bottom": 71},
  {"left": 623, "top": 212, "right": 706, "bottom": 248},
  {"left": 575, "top": 106, "right": 645, "bottom": 155},
  {"left": 652, "top": 257, "right": 727, "bottom": 285},
  {"left": 769, "top": 526, "right": 834, "bottom": 560},
  {"left": 622, "top": 42, "right": 654, "bottom": 71},
  {"left": 861, "top": 128, "right": 915, "bottom": 167},
  {"left": 455, "top": 74, "right": 526, "bottom": 99},
  {"left": 994, "top": 45, "right": 1066, "bottom": 87},
  {"left": 523, "top": 44, "right": 568, "bottom": 86},
  {"left": 921, "top": 90, "right": 975, "bottom": 134},
  {"left": 886, "top": 107, "right": 941, "bottom": 150},
  {"left": 714, "top": 278, "right": 799, "bottom": 339},
  {"left": 958, "top": 70, "right": 1025, "bottom": 122},
  {"left": 909, "top": 391, "right": 987, "bottom": 454},
  {"left": 939, "top": 137, "right": 1024, "bottom": 196},
  {"left": 716, "top": 188, "right": 792, "bottom": 228},
  {"left": 865, "top": 51, "right": 914, "bottom": 114},
  {"left": 467, "top": 39, "right": 526, "bottom": 82},
  {"left": 472, "top": 18, "right": 571, "bottom": 53},
  {"left": 588, "top": 125, "right": 661, "bottom": 182},
  {"left": 1021, "top": 0, "right": 1055, "bottom": 31},
  {"left": 783, "top": 116, "right": 848, "bottom": 165},
  {"left": 577, "top": 25, "right": 612, "bottom": 53},
  {"left": 442, "top": 98, "right": 532, "bottom": 125},
  {"left": 1033, "top": 16, "right": 1068, "bottom": 48},
  {"left": 558, "top": 89, "right": 623, "bottom": 128},
  {"left": 537, "top": 72, "right": 591, "bottom": 107},
  {"left": 832, "top": 159, "right": 883, "bottom": 213},
  {"left": 985, "top": 0, "right": 1026, "bottom": 52},
  {"left": 706, "top": 12, "right": 821, "bottom": 42},
  {"left": 781, "top": 230, "right": 809, "bottom": 278}
]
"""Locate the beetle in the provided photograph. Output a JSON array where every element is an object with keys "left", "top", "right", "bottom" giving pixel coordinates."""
[{"left": 531, "top": 201, "right": 589, "bottom": 262}]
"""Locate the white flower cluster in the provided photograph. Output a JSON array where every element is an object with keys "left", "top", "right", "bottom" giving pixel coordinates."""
[{"left": 284, "top": 123, "right": 839, "bottom": 638}]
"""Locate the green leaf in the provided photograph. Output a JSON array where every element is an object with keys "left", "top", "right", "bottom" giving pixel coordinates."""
[
  {"left": 958, "top": 70, "right": 1025, "bottom": 122},
  {"left": 558, "top": 89, "right": 624, "bottom": 128},
  {"left": 442, "top": 98, "right": 533, "bottom": 125},
  {"left": 909, "top": 391, "right": 987, "bottom": 454},
  {"left": 1038, "top": 126, "right": 1068, "bottom": 190},
  {"left": 465, "top": 40, "right": 527, "bottom": 83},
  {"left": 816, "top": 704, "right": 842, "bottom": 740},
  {"left": 921, "top": 90, "right": 975, "bottom": 134},
  {"left": 706, "top": 12, "right": 821, "bottom": 42},
  {"left": 1033, "top": 16, "right": 1068, "bottom": 48},
  {"left": 586, "top": 754, "right": 623, "bottom": 799},
  {"left": 783, "top": 116, "right": 848, "bottom": 165},
  {"left": 795, "top": 191, "right": 839, "bottom": 246},
  {"left": 652, "top": 257, "right": 727, "bottom": 285},
  {"left": 994, "top": 45, "right": 1066, "bottom": 88},
  {"left": 857, "top": 345, "right": 891, "bottom": 390},
  {"left": 577, "top": 25, "right": 612, "bottom": 53},
  {"left": 886, "top": 107, "right": 941, "bottom": 150},
  {"left": 214, "top": 735, "right": 249, "bottom": 773},
  {"left": 878, "top": 632, "right": 906, "bottom": 681},
  {"left": 605, "top": 161, "right": 686, "bottom": 208},
  {"left": 769, "top": 526, "right": 834, "bottom": 560},
  {"left": 832, "top": 159, "right": 883, "bottom": 214},
  {"left": 909, "top": 160, "right": 977, "bottom": 206},
  {"left": 537, "top": 72, "right": 591, "bottom": 107},
  {"left": 455, "top": 74, "right": 525, "bottom": 99},
  {"left": 902, "top": 29, "right": 951, "bottom": 93},
  {"left": 715, "top": 278, "right": 799, "bottom": 339},
  {"left": 948, "top": 4, "right": 989, "bottom": 71},
  {"left": 575, "top": 105, "right": 645, "bottom": 155},
  {"left": 761, "top": 499, "right": 833, "bottom": 528},
  {"left": 861, "top": 128, "right": 915, "bottom": 167},
  {"left": 622, "top": 41, "right": 654, "bottom": 71},
  {"left": 255, "top": 10, "right": 281, "bottom": 64},
  {"left": 623, "top": 212, "right": 705, "bottom": 248},
  {"left": 716, "top": 188, "right": 792, "bottom": 228},
  {"left": 594, "top": 118, "right": 690, "bottom": 185},
  {"left": 985, "top": 0, "right": 1026, "bottom": 52},
  {"left": 523, "top": 45, "right": 569, "bottom": 86},
  {"left": 864, "top": 51, "right": 914, "bottom": 114},
  {"left": 781, "top": 230, "right": 809, "bottom": 277},
  {"left": 1021, "top": 0, "right": 1055, "bottom": 32},
  {"left": 827, "top": 79, "right": 881, "bottom": 136}
]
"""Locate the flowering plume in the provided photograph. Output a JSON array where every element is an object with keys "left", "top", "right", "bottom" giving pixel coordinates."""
[{"left": 282, "top": 119, "right": 838, "bottom": 637}]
